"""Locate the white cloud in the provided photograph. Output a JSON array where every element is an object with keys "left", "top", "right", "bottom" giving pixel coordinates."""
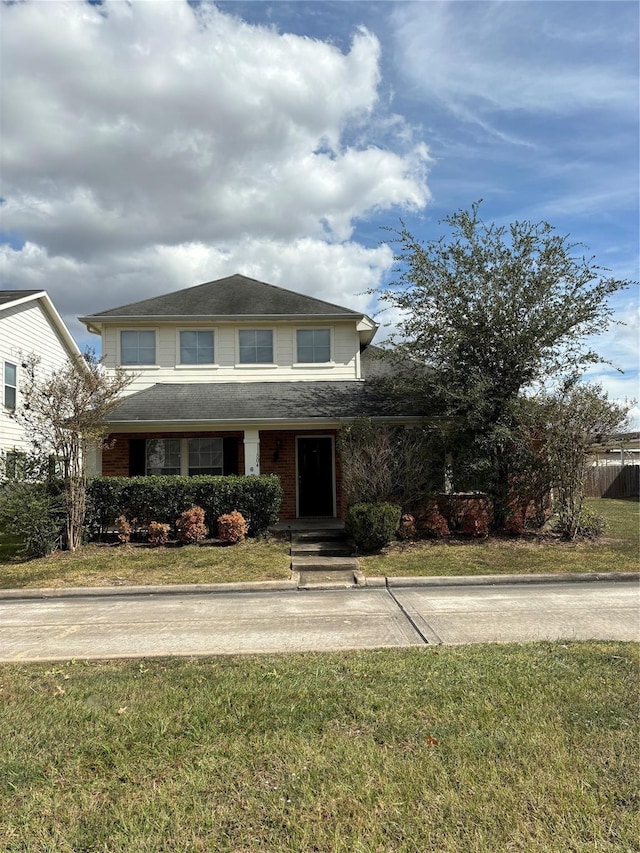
[
  {"left": 1, "top": 1, "right": 428, "bottom": 258},
  {"left": 0, "top": 1, "right": 430, "bottom": 344},
  {"left": 392, "top": 1, "right": 638, "bottom": 122}
]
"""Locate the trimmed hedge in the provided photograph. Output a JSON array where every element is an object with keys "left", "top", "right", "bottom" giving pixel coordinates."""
[
  {"left": 347, "top": 502, "right": 402, "bottom": 553},
  {"left": 86, "top": 475, "right": 283, "bottom": 538}
]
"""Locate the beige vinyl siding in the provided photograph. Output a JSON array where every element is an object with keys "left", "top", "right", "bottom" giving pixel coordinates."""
[
  {"left": 102, "top": 321, "right": 361, "bottom": 393},
  {"left": 0, "top": 300, "right": 74, "bottom": 454}
]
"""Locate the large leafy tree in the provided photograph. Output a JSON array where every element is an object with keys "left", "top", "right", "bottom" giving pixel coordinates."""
[{"left": 376, "top": 202, "right": 634, "bottom": 521}]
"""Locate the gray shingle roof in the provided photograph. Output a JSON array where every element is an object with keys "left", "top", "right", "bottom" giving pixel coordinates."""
[
  {"left": 105, "top": 381, "right": 429, "bottom": 424},
  {"left": 0, "top": 290, "right": 43, "bottom": 307},
  {"left": 82, "top": 275, "right": 364, "bottom": 321}
]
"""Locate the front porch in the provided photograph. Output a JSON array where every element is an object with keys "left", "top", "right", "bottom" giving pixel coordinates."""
[{"left": 99, "top": 427, "right": 345, "bottom": 522}]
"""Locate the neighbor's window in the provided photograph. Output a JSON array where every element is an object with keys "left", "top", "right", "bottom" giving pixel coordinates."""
[
  {"left": 4, "top": 450, "right": 26, "bottom": 480},
  {"left": 121, "top": 330, "right": 156, "bottom": 365},
  {"left": 296, "top": 329, "right": 331, "bottom": 363},
  {"left": 146, "top": 439, "right": 181, "bottom": 475},
  {"left": 188, "top": 438, "right": 223, "bottom": 475},
  {"left": 3, "top": 362, "right": 17, "bottom": 410},
  {"left": 238, "top": 329, "right": 273, "bottom": 364},
  {"left": 180, "top": 330, "right": 214, "bottom": 365}
]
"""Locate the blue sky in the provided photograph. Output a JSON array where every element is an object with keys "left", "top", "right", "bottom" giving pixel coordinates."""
[{"left": 1, "top": 0, "right": 638, "bottom": 420}]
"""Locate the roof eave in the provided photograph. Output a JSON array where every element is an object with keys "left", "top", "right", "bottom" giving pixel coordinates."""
[
  {"left": 80, "top": 312, "right": 366, "bottom": 324},
  {"left": 103, "top": 414, "right": 432, "bottom": 429}
]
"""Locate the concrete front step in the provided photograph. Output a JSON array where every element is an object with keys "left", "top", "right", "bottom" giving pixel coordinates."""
[
  {"left": 296, "top": 569, "right": 360, "bottom": 590},
  {"left": 291, "top": 543, "right": 354, "bottom": 558},
  {"left": 292, "top": 530, "right": 348, "bottom": 543},
  {"left": 291, "top": 556, "right": 360, "bottom": 573}
]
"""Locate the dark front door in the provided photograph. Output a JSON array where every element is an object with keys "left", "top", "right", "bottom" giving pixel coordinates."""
[{"left": 297, "top": 436, "right": 334, "bottom": 517}]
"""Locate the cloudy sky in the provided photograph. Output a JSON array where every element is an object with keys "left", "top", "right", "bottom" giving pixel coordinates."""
[{"left": 1, "top": 0, "right": 638, "bottom": 419}]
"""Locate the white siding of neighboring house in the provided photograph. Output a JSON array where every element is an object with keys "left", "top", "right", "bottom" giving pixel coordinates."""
[
  {"left": 0, "top": 299, "right": 76, "bottom": 455},
  {"left": 98, "top": 320, "right": 362, "bottom": 393}
]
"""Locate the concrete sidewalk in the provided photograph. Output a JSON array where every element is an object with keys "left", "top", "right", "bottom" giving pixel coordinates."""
[{"left": 0, "top": 575, "right": 637, "bottom": 662}]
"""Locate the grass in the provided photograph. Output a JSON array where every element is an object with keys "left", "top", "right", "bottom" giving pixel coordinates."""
[
  {"left": 0, "top": 642, "right": 637, "bottom": 852},
  {"left": 1, "top": 499, "right": 637, "bottom": 589},
  {"left": 360, "top": 498, "right": 640, "bottom": 578},
  {"left": 0, "top": 537, "right": 291, "bottom": 589}
]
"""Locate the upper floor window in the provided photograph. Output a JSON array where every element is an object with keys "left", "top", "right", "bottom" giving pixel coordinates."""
[
  {"left": 121, "top": 330, "right": 156, "bottom": 365},
  {"left": 238, "top": 329, "right": 273, "bottom": 364},
  {"left": 180, "top": 330, "right": 214, "bottom": 365},
  {"left": 296, "top": 329, "right": 331, "bottom": 363},
  {"left": 3, "top": 362, "right": 17, "bottom": 410}
]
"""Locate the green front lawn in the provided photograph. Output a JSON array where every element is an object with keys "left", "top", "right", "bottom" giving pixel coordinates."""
[
  {"left": 0, "top": 537, "right": 291, "bottom": 589},
  {"left": 1, "top": 643, "right": 637, "bottom": 852},
  {"left": 1, "top": 498, "right": 637, "bottom": 589}
]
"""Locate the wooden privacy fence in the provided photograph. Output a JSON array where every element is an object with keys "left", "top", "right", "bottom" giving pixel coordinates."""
[{"left": 584, "top": 466, "right": 640, "bottom": 499}]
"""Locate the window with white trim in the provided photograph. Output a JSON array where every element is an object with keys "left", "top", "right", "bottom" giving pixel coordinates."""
[
  {"left": 144, "top": 438, "right": 225, "bottom": 476},
  {"left": 238, "top": 329, "right": 273, "bottom": 364},
  {"left": 188, "top": 438, "right": 223, "bottom": 475},
  {"left": 296, "top": 329, "right": 331, "bottom": 363},
  {"left": 3, "top": 362, "right": 17, "bottom": 410},
  {"left": 4, "top": 450, "right": 26, "bottom": 479},
  {"left": 146, "top": 438, "right": 181, "bottom": 475},
  {"left": 180, "top": 330, "right": 214, "bottom": 365},
  {"left": 121, "top": 330, "right": 156, "bottom": 365}
]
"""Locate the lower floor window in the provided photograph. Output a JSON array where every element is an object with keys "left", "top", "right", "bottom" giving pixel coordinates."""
[
  {"left": 3, "top": 450, "right": 26, "bottom": 480},
  {"left": 146, "top": 439, "right": 181, "bottom": 475},
  {"left": 188, "top": 438, "right": 223, "bottom": 475},
  {"left": 146, "top": 438, "right": 224, "bottom": 476}
]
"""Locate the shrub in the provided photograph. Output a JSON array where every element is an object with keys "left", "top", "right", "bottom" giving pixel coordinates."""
[
  {"left": 176, "top": 506, "right": 208, "bottom": 544},
  {"left": 147, "top": 521, "right": 170, "bottom": 547},
  {"left": 398, "top": 513, "right": 417, "bottom": 540},
  {"left": 461, "top": 504, "right": 489, "bottom": 538},
  {"left": 0, "top": 481, "right": 64, "bottom": 558},
  {"left": 347, "top": 502, "right": 402, "bottom": 553},
  {"left": 504, "top": 507, "right": 525, "bottom": 536},
  {"left": 217, "top": 510, "right": 248, "bottom": 544},
  {"left": 575, "top": 507, "right": 607, "bottom": 539},
  {"left": 85, "top": 477, "right": 124, "bottom": 538},
  {"left": 416, "top": 501, "right": 450, "bottom": 539},
  {"left": 86, "top": 475, "right": 282, "bottom": 538},
  {"left": 115, "top": 514, "right": 133, "bottom": 544}
]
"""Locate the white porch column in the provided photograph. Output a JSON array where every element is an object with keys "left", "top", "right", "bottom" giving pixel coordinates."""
[
  {"left": 243, "top": 429, "right": 260, "bottom": 476},
  {"left": 85, "top": 442, "right": 103, "bottom": 477}
]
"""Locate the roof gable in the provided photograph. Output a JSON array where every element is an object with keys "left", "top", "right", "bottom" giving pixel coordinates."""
[
  {"left": 0, "top": 289, "right": 81, "bottom": 359},
  {"left": 0, "top": 290, "right": 45, "bottom": 310},
  {"left": 82, "top": 274, "right": 363, "bottom": 321}
]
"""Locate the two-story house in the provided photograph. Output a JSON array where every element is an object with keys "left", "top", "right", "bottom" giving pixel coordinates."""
[
  {"left": 1, "top": 290, "right": 82, "bottom": 474},
  {"left": 80, "top": 274, "right": 420, "bottom": 521}
]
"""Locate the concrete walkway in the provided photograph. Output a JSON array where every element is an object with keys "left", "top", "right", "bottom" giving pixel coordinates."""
[{"left": 0, "top": 575, "right": 637, "bottom": 662}]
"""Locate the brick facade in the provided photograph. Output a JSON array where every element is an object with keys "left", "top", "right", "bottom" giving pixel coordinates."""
[
  {"left": 102, "top": 428, "right": 344, "bottom": 521},
  {"left": 260, "top": 429, "right": 344, "bottom": 520}
]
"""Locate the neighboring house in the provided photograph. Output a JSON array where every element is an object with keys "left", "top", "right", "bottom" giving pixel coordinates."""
[
  {"left": 588, "top": 432, "right": 640, "bottom": 467},
  {"left": 1, "top": 290, "right": 82, "bottom": 473},
  {"left": 80, "top": 274, "right": 425, "bottom": 521}
]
